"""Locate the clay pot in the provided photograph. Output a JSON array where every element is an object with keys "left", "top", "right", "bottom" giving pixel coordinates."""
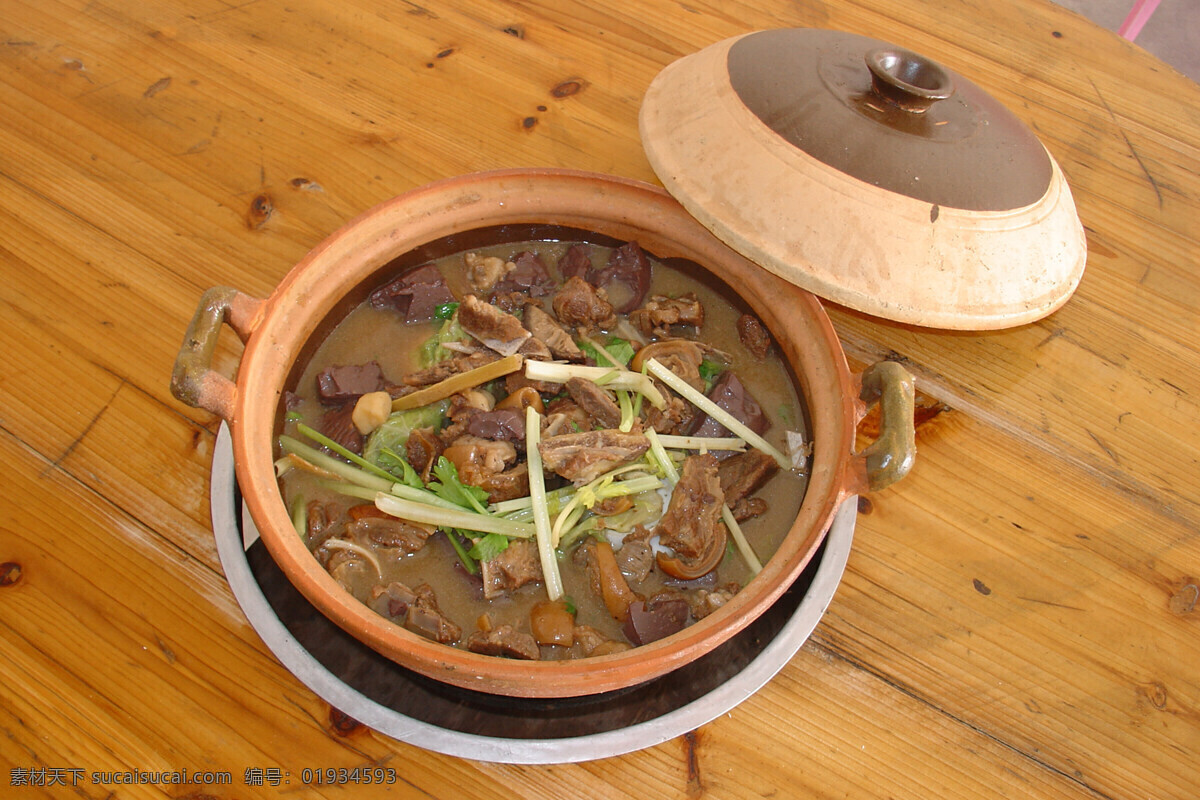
[{"left": 172, "top": 168, "right": 914, "bottom": 697}]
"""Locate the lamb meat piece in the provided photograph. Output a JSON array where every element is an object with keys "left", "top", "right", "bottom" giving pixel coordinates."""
[
  {"left": 492, "top": 250, "right": 556, "bottom": 297},
  {"left": 316, "top": 361, "right": 388, "bottom": 404},
  {"left": 369, "top": 582, "right": 462, "bottom": 644},
  {"left": 543, "top": 397, "right": 594, "bottom": 436},
  {"left": 654, "top": 453, "right": 726, "bottom": 578},
  {"left": 516, "top": 334, "right": 553, "bottom": 361},
  {"left": 623, "top": 594, "right": 690, "bottom": 646},
  {"left": 505, "top": 369, "right": 559, "bottom": 398},
  {"left": 736, "top": 313, "right": 771, "bottom": 359},
  {"left": 443, "top": 435, "right": 517, "bottom": 476},
  {"left": 323, "top": 548, "right": 371, "bottom": 597},
  {"left": 730, "top": 496, "right": 768, "bottom": 522},
  {"left": 405, "top": 426, "right": 445, "bottom": 484},
  {"left": 479, "top": 537, "right": 542, "bottom": 600},
  {"left": 317, "top": 404, "right": 364, "bottom": 455},
  {"left": 688, "top": 583, "right": 740, "bottom": 620},
  {"left": 465, "top": 408, "right": 526, "bottom": 443},
  {"left": 557, "top": 242, "right": 594, "bottom": 281},
  {"left": 443, "top": 435, "right": 530, "bottom": 502},
  {"left": 573, "top": 625, "right": 632, "bottom": 656},
  {"left": 436, "top": 390, "right": 494, "bottom": 442},
  {"left": 400, "top": 350, "right": 498, "bottom": 387},
  {"left": 630, "top": 340, "right": 705, "bottom": 392},
  {"left": 589, "top": 240, "right": 653, "bottom": 313},
  {"left": 565, "top": 376, "right": 622, "bottom": 429},
  {"left": 717, "top": 449, "right": 779, "bottom": 506},
  {"left": 348, "top": 516, "right": 433, "bottom": 555},
  {"left": 369, "top": 263, "right": 456, "bottom": 323},
  {"left": 467, "top": 625, "right": 541, "bottom": 660},
  {"left": 686, "top": 370, "right": 770, "bottom": 440},
  {"left": 469, "top": 462, "right": 530, "bottom": 503},
  {"left": 457, "top": 294, "right": 531, "bottom": 357},
  {"left": 304, "top": 500, "right": 345, "bottom": 550},
  {"left": 552, "top": 275, "right": 616, "bottom": 332},
  {"left": 629, "top": 293, "right": 704, "bottom": 338},
  {"left": 615, "top": 538, "right": 655, "bottom": 585},
  {"left": 464, "top": 252, "right": 513, "bottom": 293},
  {"left": 643, "top": 392, "right": 694, "bottom": 435},
  {"left": 538, "top": 430, "right": 650, "bottom": 484},
  {"left": 489, "top": 290, "right": 529, "bottom": 315},
  {"left": 523, "top": 302, "right": 585, "bottom": 362}
]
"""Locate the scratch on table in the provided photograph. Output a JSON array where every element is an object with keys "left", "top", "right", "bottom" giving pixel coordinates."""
[
  {"left": 43, "top": 380, "right": 124, "bottom": 475},
  {"left": 1089, "top": 77, "right": 1163, "bottom": 209},
  {"left": 1087, "top": 429, "right": 1121, "bottom": 465}
]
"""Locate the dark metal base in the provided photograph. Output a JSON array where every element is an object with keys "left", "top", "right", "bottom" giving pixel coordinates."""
[{"left": 211, "top": 423, "right": 853, "bottom": 763}]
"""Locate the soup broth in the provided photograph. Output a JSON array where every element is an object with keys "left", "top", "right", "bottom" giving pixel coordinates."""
[{"left": 277, "top": 237, "right": 809, "bottom": 661}]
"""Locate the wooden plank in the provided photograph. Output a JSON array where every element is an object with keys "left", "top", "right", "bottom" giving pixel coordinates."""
[
  {"left": 816, "top": 408, "right": 1200, "bottom": 799},
  {"left": 0, "top": 427, "right": 520, "bottom": 797}
]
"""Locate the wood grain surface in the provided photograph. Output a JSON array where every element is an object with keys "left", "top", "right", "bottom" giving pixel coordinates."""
[{"left": 1, "top": 0, "right": 1197, "bottom": 798}]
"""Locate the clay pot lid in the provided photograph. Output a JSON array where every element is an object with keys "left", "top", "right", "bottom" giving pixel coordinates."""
[{"left": 639, "top": 28, "right": 1087, "bottom": 330}]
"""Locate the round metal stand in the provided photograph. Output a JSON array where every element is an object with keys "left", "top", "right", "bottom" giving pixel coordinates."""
[{"left": 210, "top": 423, "right": 854, "bottom": 764}]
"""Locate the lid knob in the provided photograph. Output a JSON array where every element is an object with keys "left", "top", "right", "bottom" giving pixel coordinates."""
[{"left": 865, "top": 48, "right": 954, "bottom": 113}]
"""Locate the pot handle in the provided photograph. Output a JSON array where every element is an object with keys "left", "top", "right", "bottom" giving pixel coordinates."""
[
  {"left": 853, "top": 361, "right": 917, "bottom": 492},
  {"left": 170, "top": 287, "right": 264, "bottom": 421}
]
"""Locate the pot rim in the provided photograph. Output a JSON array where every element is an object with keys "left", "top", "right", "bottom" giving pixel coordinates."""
[{"left": 228, "top": 167, "right": 860, "bottom": 697}]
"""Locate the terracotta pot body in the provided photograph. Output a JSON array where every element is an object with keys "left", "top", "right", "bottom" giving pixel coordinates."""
[{"left": 173, "top": 168, "right": 900, "bottom": 697}]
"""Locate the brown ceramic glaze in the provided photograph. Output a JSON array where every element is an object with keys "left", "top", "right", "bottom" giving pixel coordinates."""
[{"left": 172, "top": 168, "right": 912, "bottom": 697}]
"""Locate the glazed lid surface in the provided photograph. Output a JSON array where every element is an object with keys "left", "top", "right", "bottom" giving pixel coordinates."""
[{"left": 639, "top": 28, "right": 1087, "bottom": 330}]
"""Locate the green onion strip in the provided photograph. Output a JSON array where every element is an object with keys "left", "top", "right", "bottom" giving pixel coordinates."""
[
  {"left": 525, "top": 405, "right": 565, "bottom": 601},
  {"left": 643, "top": 358, "right": 790, "bottom": 469}
]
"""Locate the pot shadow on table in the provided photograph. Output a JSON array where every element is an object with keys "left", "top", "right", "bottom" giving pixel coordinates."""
[{"left": 243, "top": 506, "right": 826, "bottom": 740}]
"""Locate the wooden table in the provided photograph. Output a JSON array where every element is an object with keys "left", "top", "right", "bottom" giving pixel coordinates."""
[{"left": 2, "top": 1, "right": 1197, "bottom": 797}]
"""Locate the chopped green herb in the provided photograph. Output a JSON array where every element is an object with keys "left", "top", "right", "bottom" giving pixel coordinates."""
[
  {"left": 375, "top": 446, "right": 424, "bottom": 488},
  {"left": 431, "top": 456, "right": 490, "bottom": 513},
  {"left": 699, "top": 359, "right": 724, "bottom": 392},
  {"left": 285, "top": 410, "right": 303, "bottom": 422},
  {"left": 433, "top": 301, "right": 460, "bottom": 320},
  {"left": 468, "top": 532, "right": 511, "bottom": 563},
  {"left": 581, "top": 336, "right": 635, "bottom": 368}
]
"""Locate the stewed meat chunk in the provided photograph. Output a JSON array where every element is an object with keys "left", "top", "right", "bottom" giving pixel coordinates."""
[
  {"left": 736, "top": 313, "right": 771, "bottom": 359},
  {"left": 317, "top": 362, "right": 389, "bottom": 405},
  {"left": 629, "top": 293, "right": 704, "bottom": 338},
  {"left": 457, "top": 294, "right": 531, "bottom": 357},
  {"left": 538, "top": 429, "right": 650, "bottom": 484},
  {"left": 480, "top": 538, "right": 543, "bottom": 600},
  {"left": 590, "top": 240, "right": 653, "bottom": 313},
  {"left": 369, "top": 263, "right": 456, "bottom": 323},
  {"left": 400, "top": 351, "right": 498, "bottom": 387},
  {"left": 370, "top": 582, "right": 462, "bottom": 644},
  {"left": 717, "top": 449, "right": 779, "bottom": 506},
  {"left": 317, "top": 404, "right": 364, "bottom": 455},
  {"left": 492, "top": 251, "right": 555, "bottom": 297},
  {"left": 467, "top": 625, "right": 541, "bottom": 660},
  {"left": 655, "top": 453, "right": 727, "bottom": 579},
  {"left": 686, "top": 370, "right": 769, "bottom": 440},
  {"left": 565, "top": 376, "right": 622, "bottom": 429},
  {"left": 523, "top": 302, "right": 585, "bottom": 362},
  {"left": 553, "top": 276, "right": 617, "bottom": 332}
]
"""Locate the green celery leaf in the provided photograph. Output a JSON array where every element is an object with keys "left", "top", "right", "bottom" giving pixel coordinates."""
[{"left": 467, "top": 532, "right": 511, "bottom": 562}]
